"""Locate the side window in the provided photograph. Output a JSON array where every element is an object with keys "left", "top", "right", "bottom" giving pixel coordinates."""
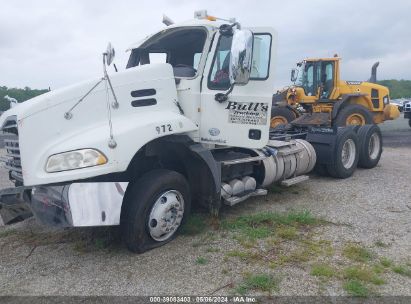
[
  {"left": 208, "top": 35, "right": 233, "bottom": 90},
  {"left": 250, "top": 34, "right": 271, "bottom": 79},
  {"left": 324, "top": 62, "right": 333, "bottom": 81},
  {"left": 149, "top": 53, "right": 167, "bottom": 64}
]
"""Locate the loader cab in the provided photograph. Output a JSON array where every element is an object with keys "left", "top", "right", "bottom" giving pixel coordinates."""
[{"left": 295, "top": 58, "right": 339, "bottom": 101}]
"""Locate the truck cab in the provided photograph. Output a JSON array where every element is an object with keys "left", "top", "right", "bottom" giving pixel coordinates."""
[{"left": 126, "top": 18, "right": 276, "bottom": 148}]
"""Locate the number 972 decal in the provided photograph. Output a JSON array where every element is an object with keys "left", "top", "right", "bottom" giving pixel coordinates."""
[{"left": 156, "top": 124, "right": 173, "bottom": 134}]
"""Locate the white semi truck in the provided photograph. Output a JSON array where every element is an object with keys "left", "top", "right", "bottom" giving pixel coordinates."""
[{"left": 0, "top": 11, "right": 382, "bottom": 252}]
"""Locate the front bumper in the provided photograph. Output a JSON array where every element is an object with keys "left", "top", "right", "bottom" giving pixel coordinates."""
[{"left": 1, "top": 182, "right": 128, "bottom": 227}]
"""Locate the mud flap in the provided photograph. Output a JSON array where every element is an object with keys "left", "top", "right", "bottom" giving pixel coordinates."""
[
  {"left": 0, "top": 186, "right": 32, "bottom": 225},
  {"left": 305, "top": 126, "right": 338, "bottom": 165}
]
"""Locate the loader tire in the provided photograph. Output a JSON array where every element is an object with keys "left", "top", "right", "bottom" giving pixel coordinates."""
[
  {"left": 270, "top": 107, "right": 297, "bottom": 128},
  {"left": 121, "top": 169, "right": 191, "bottom": 253},
  {"left": 326, "top": 128, "right": 359, "bottom": 179},
  {"left": 357, "top": 124, "right": 382, "bottom": 169},
  {"left": 334, "top": 104, "right": 373, "bottom": 126}
]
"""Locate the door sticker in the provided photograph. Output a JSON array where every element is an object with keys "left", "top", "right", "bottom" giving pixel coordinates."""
[{"left": 225, "top": 101, "right": 268, "bottom": 125}]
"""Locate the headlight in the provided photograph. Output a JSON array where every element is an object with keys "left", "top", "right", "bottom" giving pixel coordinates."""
[{"left": 46, "top": 149, "right": 107, "bottom": 173}]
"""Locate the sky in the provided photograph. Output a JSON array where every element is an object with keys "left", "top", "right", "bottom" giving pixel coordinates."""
[{"left": 0, "top": 0, "right": 410, "bottom": 91}]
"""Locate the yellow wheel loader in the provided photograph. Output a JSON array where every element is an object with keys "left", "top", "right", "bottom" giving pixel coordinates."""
[{"left": 271, "top": 57, "right": 400, "bottom": 128}]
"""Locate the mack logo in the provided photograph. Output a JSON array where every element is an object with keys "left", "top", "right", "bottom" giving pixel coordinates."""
[
  {"left": 208, "top": 128, "right": 220, "bottom": 136},
  {"left": 225, "top": 101, "right": 268, "bottom": 112}
]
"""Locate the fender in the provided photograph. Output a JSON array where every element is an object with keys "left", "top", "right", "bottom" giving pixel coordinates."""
[{"left": 331, "top": 93, "right": 368, "bottom": 119}]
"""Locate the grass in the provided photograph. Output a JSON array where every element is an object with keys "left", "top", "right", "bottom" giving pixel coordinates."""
[
  {"left": 0, "top": 229, "right": 17, "bottom": 238},
  {"left": 206, "top": 247, "right": 220, "bottom": 253},
  {"left": 235, "top": 274, "right": 280, "bottom": 295},
  {"left": 180, "top": 214, "right": 207, "bottom": 235},
  {"left": 270, "top": 239, "right": 333, "bottom": 268},
  {"left": 225, "top": 250, "right": 260, "bottom": 262},
  {"left": 392, "top": 265, "right": 411, "bottom": 277},
  {"left": 342, "top": 244, "right": 373, "bottom": 262},
  {"left": 310, "top": 264, "right": 335, "bottom": 278},
  {"left": 344, "top": 266, "right": 385, "bottom": 285},
  {"left": 343, "top": 279, "right": 369, "bottom": 297},
  {"left": 275, "top": 226, "right": 298, "bottom": 240},
  {"left": 195, "top": 256, "right": 208, "bottom": 265},
  {"left": 222, "top": 210, "right": 322, "bottom": 243},
  {"left": 380, "top": 257, "right": 393, "bottom": 268}
]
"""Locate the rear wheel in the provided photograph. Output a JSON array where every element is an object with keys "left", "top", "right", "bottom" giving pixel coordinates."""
[
  {"left": 121, "top": 169, "right": 191, "bottom": 253},
  {"left": 357, "top": 125, "right": 382, "bottom": 169},
  {"left": 334, "top": 104, "right": 373, "bottom": 126},
  {"left": 326, "top": 128, "right": 359, "bottom": 178},
  {"left": 270, "top": 107, "right": 297, "bottom": 128}
]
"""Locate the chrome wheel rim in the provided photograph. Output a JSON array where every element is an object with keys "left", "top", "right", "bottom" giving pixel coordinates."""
[
  {"left": 369, "top": 133, "right": 380, "bottom": 160},
  {"left": 148, "top": 190, "right": 184, "bottom": 242},
  {"left": 341, "top": 139, "right": 356, "bottom": 169}
]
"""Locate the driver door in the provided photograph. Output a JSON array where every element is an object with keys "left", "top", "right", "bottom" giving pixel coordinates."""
[{"left": 199, "top": 28, "right": 277, "bottom": 149}]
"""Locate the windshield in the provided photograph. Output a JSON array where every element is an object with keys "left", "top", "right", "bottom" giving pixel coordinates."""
[{"left": 126, "top": 27, "right": 207, "bottom": 78}]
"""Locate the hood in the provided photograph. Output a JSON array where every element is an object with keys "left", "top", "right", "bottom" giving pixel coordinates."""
[{"left": 0, "top": 63, "right": 176, "bottom": 127}]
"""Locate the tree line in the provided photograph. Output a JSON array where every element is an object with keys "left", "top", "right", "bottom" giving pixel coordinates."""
[
  {"left": 377, "top": 80, "right": 411, "bottom": 99},
  {"left": 0, "top": 86, "right": 49, "bottom": 111}
]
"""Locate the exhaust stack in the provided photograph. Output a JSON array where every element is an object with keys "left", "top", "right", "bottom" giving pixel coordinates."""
[{"left": 369, "top": 61, "right": 379, "bottom": 83}]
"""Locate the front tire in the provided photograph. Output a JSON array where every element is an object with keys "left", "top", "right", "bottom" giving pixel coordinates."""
[
  {"left": 357, "top": 125, "right": 382, "bottom": 169},
  {"left": 334, "top": 104, "right": 373, "bottom": 126},
  {"left": 270, "top": 107, "right": 297, "bottom": 128},
  {"left": 326, "top": 128, "right": 360, "bottom": 178},
  {"left": 121, "top": 169, "right": 191, "bottom": 253}
]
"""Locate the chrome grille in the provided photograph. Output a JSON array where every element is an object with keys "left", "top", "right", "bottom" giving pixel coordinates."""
[{"left": 1, "top": 116, "right": 23, "bottom": 182}]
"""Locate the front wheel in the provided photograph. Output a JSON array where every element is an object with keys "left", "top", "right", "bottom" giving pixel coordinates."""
[
  {"left": 121, "top": 169, "right": 191, "bottom": 253},
  {"left": 270, "top": 107, "right": 297, "bottom": 128},
  {"left": 334, "top": 104, "right": 373, "bottom": 126}
]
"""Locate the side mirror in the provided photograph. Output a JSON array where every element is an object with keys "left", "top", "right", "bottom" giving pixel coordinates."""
[
  {"left": 229, "top": 29, "right": 253, "bottom": 85},
  {"left": 104, "top": 42, "right": 115, "bottom": 66},
  {"left": 291, "top": 68, "right": 298, "bottom": 82}
]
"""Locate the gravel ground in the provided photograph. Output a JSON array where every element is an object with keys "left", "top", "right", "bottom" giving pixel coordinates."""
[{"left": 0, "top": 144, "right": 410, "bottom": 296}]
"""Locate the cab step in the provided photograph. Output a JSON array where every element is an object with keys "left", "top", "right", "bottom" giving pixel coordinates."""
[
  {"left": 280, "top": 175, "right": 309, "bottom": 187},
  {"left": 223, "top": 188, "right": 267, "bottom": 206}
]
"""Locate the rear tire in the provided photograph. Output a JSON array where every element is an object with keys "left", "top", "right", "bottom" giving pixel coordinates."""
[
  {"left": 121, "top": 169, "right": 191, "bottom": 253},
  {"left": 270, "top": 107, "right": 297, "bottom": 128},
  {"left": 357, "top": 125, "right": 382, "bottom": 169},
  {"left": 334, "top": 104, "right": 373, "bottom": 126},
  {"left": 326, "top": 128, "right": 359, "bottom": 179}
]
